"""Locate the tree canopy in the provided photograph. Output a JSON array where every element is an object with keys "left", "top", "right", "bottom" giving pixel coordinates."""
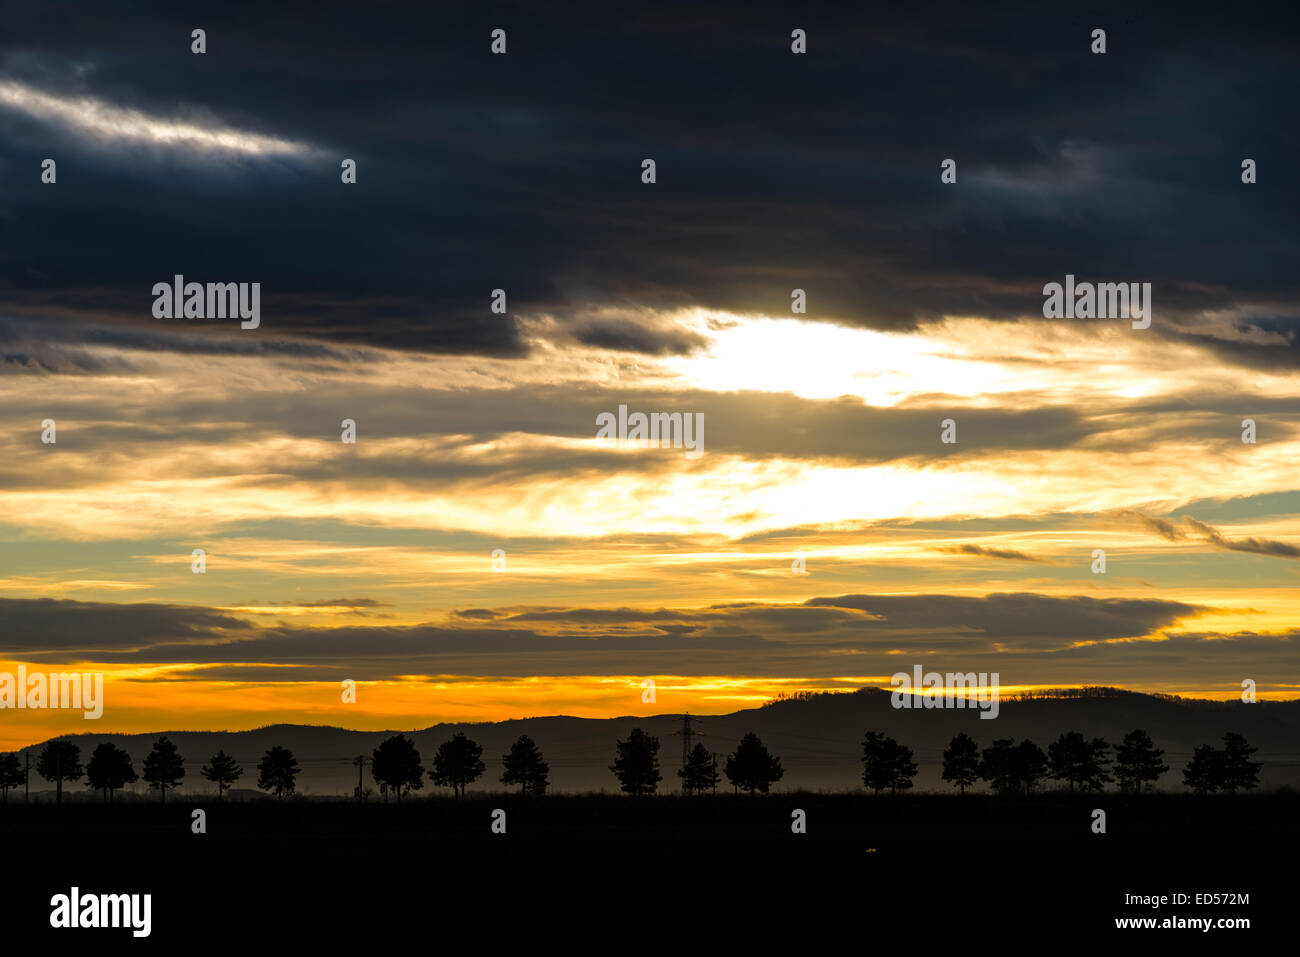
[
  {"left": 1184, "top": 732, "right": 1261, "bottom": 794},
  {"left": 1047, "top": 732, "right": 1113, "bottom": 793},
  {"left": 942, "top": 733, "right": 981, "bottom": 795},
  {"left": 678, "top": 742, "right": 718, "bottom": 795},
  {"left": 861, "top": 732, "right": 917, "bottom": 796},
  {"left": 372, "top": 734, "right": 425, "bottom": 802},
  {"left": 501, "top": 734, "right": 550, "bottom": 796},
  {"left": 36, "top": 739, "right": 83, "bottom": 804},
  {"left": 429, "top": 733, "right": 485, "bottom": 799},
  {"left": 609, "top": 727, "right": 661, "bottom": 796},
  {"left": 0, "top": 753, "right": 23, "bottom": 803},
  {"left": 723, "top": 733, "right": 784, "bottom": 794},
  {"left": 201, "top": 750, "right": 244, "bottom": 801},
  {"left": 1114, "top": 729, "right": 1167, "bottom": 794},
  {"left": 85, "top": 743, "right": 137, "bottom": 802},
  {"left": 142, "top": 736, "right": 185, "bottom": 803},
  {"left": 980, "top": 738, "right": 1047, "bottom": 796},
  {"left": 256, "top": 745, "right": 301, "bottom": 800}
]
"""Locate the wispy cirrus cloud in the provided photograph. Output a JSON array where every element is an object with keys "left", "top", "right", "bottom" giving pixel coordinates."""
[
  {"left": 1182, "top": 516, "right": 1300, "bottom": 560},
  {"left": 933, "top": 544, "right": 1054, "bottom": 564},
  {"left": 0, "top": 79, "right": 311, "bottom": 155},
  {"left": 1126, "top": 511, "right": 1300, "bottom": 560}
]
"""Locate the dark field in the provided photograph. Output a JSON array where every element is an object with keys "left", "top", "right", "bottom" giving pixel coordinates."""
[{"left": 3, "top": 792, "right": 1291, "bottom": 941}]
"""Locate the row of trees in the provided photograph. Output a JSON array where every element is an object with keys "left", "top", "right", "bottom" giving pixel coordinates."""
[
  {"left": 0, "top": 733, "right": 552, "bottom": 803},
  {"left": 615, "top": 728, "right": 1264, "bottom": 797},
  {"left": 0, "top": 738, "right": 301, "bottom": 803},
  {"left": 613, "top": 730, "right": 788, "bottom": 795},
  {"left": 0, "top": 728, "right": 1265, "bottom": 801},
  {"left": 369, "top": 733, "right": 550, "bottom": 800},
  {"left": 933, "top": 729, "right": 1262, "bottom": 795}
]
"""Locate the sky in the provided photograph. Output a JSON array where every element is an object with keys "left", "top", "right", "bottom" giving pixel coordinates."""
[{"left": 1, "top": 1, "right": 1298, "bottom": 748}]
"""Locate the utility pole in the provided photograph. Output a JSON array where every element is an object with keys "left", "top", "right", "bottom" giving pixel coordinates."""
[
  {"left": 711, "top": 751, "right": 718, "bottom": 796},
  {"left": 24, "top": 751, "right": 30, "bottom": 803},
  {"left": 671, "top": 714, "right": 702, "bottom": 792},
  {"left": 353, "top": 755, "right": 366, "bottom": 802}
]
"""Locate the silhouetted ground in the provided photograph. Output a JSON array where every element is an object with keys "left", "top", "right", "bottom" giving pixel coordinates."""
[{"left": 3, "top": 792, "right": 1291, "bottom": 942}]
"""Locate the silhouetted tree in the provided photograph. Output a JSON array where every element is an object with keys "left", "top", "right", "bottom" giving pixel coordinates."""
[
  {"left": 724, "top": 733, "right": 785, "bottom": 794},
  {"left": 1048, "top": 732, "right": 1113, "bottom": 793},
  {"left": 1181, "top": 733, "right": 1262, "bottom": 794},
  {"left": 0, "top": 753, "right": 23, "bottom": 803},
  {"left": 372, "top": 734, "right": 424, "bottom": 802},
  {"left": 861, "top": 732, "right": 917, "bottom": 796},
  {"left": 980, "top": 738, "right": 1047, "bottom": 796},
  {"left": 1015, "top": 739, "right": 1049, "bottom": 795},
  {"left": 886, "top": 739, "right": 917, "bottom": 796},
  {"left": 36, "top": 740, "right": 83, "bottom": 804},
  {"left": 942, "top": 733, "right": 980, "bottom": 795},
  {"left": 501, "top": 735, "right": 550, "bottom": 796},
  {"left": 1114, "top": 729, "right": 1167, "bottom": 794},
  {"left": 142, "top": 736, "right": 185, "bottom": 804},
  {"left": 677, "top": 742, "right": 718, "bottom": 795},
  {"left": 609, "top": 727, "right": 661, "bottom": 796},
  {"left": 1183, "top": 743, "right": 1222, "bottom": 794},
  {"left": 979, "top": 738, "right": 1018, "bottom": 794},
  {"left": 256, "top": 745, "right": 301, "bottom": 800},
  {"left": 85, "top": 743, "right": 137, "bottom": 803},
  {"left": 201, "top": 750, "right": 244, "bottom": 801},
  {"left": 1219, "top": 732, "right": 1262, "bottom": 793},
  {"left": 861, "top": 732, "right": 892, "bottom": 794},
  {"left": 430, "top": 733, "right": 485, "bottom": 799}
]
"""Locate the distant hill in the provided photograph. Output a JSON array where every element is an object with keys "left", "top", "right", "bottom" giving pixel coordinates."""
[{"left": 16, "top": 687, "right": 1300, "bottom": 798}]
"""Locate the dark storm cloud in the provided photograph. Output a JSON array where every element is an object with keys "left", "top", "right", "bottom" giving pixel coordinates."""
[
  {"left": 0, "top": 315, "right": 377, "bottom": 372},
  {"left": 10, "top": 593, "right": 1289, "bottom": 689},
  {"left": 570, "top": 319, "right": 709, "bottom": 356},
  {"left": 158, "top": 627, "right": 1297, "bottom": 684},
  {"left": 1164, "top": 324, "right": 1300, "bottom": 372},
  {"left": 2, "top": 1, "right": 1297, "bottom": 359},
  {"left": 4, "top": 592, "right": 1212, "bottom": 673},
  {"left": 0, "top": 596, "right": 251, "bottom": 652},
  {"left": 804, "top": 593, "right": 1204, "bottom": 642}
]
